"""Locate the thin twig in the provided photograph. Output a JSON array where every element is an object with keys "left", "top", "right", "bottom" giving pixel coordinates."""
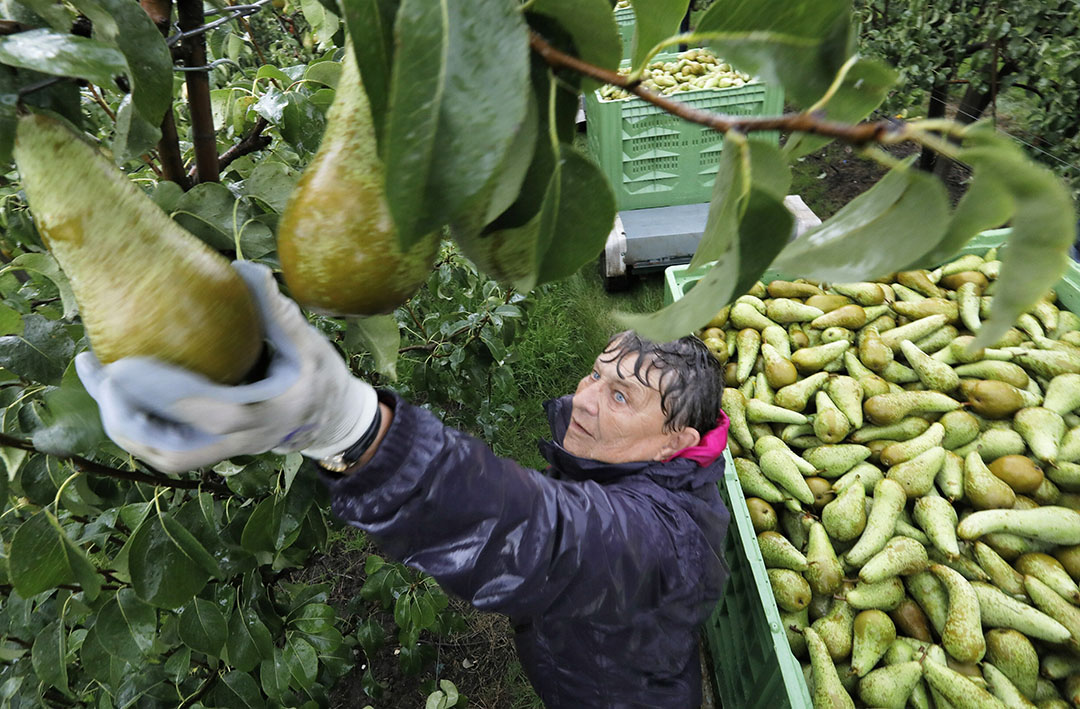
[
  {"left": 0, "top": 431, "right": 230, "bottom": 495},
  {"left": 528, "top": 32, "right": 901, "bottom": 146},
  {"left": 86, "top": 83, "right": 116, "bottom": 122},
  {"left": 187, "top": 117, "right": 270, "bottom": 180}
]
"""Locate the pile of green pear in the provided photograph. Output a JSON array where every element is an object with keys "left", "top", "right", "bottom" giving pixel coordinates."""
[
  {"left": 703, "top": 251, "right": 1080, "bottom": 708},
  {"left": 598, "top": 48, "right": 754, "bottom": 101}
]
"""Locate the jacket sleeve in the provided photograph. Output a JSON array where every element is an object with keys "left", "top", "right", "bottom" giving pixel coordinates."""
[{"left": 320, "top": 391, "right": 684, "bottom": 620}]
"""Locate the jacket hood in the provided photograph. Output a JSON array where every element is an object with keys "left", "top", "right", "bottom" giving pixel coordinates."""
[{"left": 539, "top": 395, "right": 726, "bottom": 490}]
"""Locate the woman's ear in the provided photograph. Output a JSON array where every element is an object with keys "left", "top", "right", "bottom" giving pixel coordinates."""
[{"left": 655, "top": 426, "right": 701, "bottom": 460}]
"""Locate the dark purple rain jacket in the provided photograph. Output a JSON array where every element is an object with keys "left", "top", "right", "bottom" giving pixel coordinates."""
[{"left": 322, "top": 391, "right": 731, "bottom": 708}]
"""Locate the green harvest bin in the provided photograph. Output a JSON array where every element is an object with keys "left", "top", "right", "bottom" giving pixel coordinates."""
[
  {"left": 671, "top": 228, "right": 1080, "bottom": 709},
  {"left": 615, "top": 6, "right": 634, "bottom": 61},
  {"left": 585, "top": 55, "right": 784, "bottom": 212}
]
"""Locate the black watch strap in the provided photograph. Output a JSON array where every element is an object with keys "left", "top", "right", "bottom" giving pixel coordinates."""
[{"left": 317, "top": 405, "right": 383, "bottom": 476}]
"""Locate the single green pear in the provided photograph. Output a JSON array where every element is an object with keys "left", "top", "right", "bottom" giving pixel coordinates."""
[
  {"left": 972, "top": 541, "right": 1026, "bottom": 597},
  {"left": 759, "top": 450, "right": 815, "bottom": 505},
  {"left": 774, "top": 371, "right": 830, "bottom": 411},
  {"left": 921, "top": 656, "right": 1005, "bottom": 709},
  {"left": 972, "top": 580, "right": 1071, "bottom": 645},
  {"left": 761, "top": 324, "right": 791, "bottom": 357},
  {"left": 965, "top": 451, "right": 1017, "bottom": 509},
  {"left": 931, "top": 563, "right": 985, "bottom": 663},
  {"left": 1043, "top": 373, "right": 1080, "bottom": 416},
  {"left": 846, "top": 577, "right": 905, "bottom": 611},
  {"left": 889, "top": 600, "right": 934, "bottom": 645},
  {"left": 811, "top": 304, "right": 866, "bottom": 330},
  {"left": 767, "top": 280, "right": 823, "bottom": 298},
  {"left": 904, "top": 570, "right": 949, "bottom": 637},
  {"left": 893, "top": 297, "right": 959, "bottom": 322},
  {"left": 901, "top": 339, "right": 959, "bottom": 391},
  {"left": 879, "top": 359, "right": 921, "bottom": 384},
  {"left": 791, "top": 339, "right": 850, "bottom": 373},
  {"left": 1058, "top": 426, "right": 1080, "bottom": 462},
  {"left": 928, "top": 546, "right": 989, "bottom": 582},
  {"left": 954, "top": 361, "right": 1030, "bottom": 389},
  {"left": 859, "top": 536, "right": 929, "bottom": 584},
  {"left": 767, "top": 568, "right": 811, "bottom": 612},
  {"left": 746, "top": 399, "right": 808, "bottom": 425},
  {"left": 820, "top": 326, "right": 855, "bottom": 344},
  {"left": 760, "top": 343, "right": 797, "bottom": 389},
  {"left": 813, "top": 390, "right": 851, "bottom": 443},
  {"left": 734, "top": 327, "right": 761, "bottom": 384},
  {"left": 937, "top": 450, "right": 966, "bottom": 502},
  {"left": 914, "top": 495, "right": 960, "bottom": 558},
  {"left": 850, "top": 417, "right": 931, "bottom": 444},
  {"left": 806, "top": 521, "right": 844, "bottom": 596},
  {"left": 1014, "top": 407, "right": 1065, "bottom": 463},
  {"left": 832, "top": 462, "right": 884, "bottom": 495},
  {"left": 1039, "top": 653, "right": 1080, "bottom": 680},
  {"left": 974, "top": 428, "right": 1028, "bottom": 461},
  {"left": 822, "top": 481, "right": 866, "bottom": 542},
  {"left": 914, "top": 323, "right": 960, "bottom": 356},
  {"left": 1015, "top": 553, "right": 1080, "bottom": 604},
  {"left": 779, "top": 607, "right": 809, "bottom": 659},
  {"left": 278, "top": 46, "right": 439, "bottom": 315},
  {"left": 729, "top": 301, "right": 778, "bottom": 330},
  {"left": 897, "top": 270, "right": 943, "bottom": 298},
  {"left": 880, "top": 314, "right": 950, "bottom": 351},
  {"left": 1024, "top": 575, "right": 1080, "bottom": 652},
  {"left": 984, "top": 628, "right": 1038, "bottom": 699},
  {"left": 982, "top": 662, "right": 1036, "bottom": 708},
  {"left": 940, "top": 410, "right": 981, "bottom": 449},
  {"left": 14, "top": 114, "right": 262, "bottom": 383},
  {"left": 880, "top": 423, "right": 946, "bottom": 467},
  {"left": 958, "top": 281, "right": 983, "bottom": 332},
  {"left": 887, "top": 446, "right": 946, "bottom": 498},
  {"left": 846, "top": 478, "right": 906, "bottom": 567},
  {"left": 858, "top": 661, "right": 922, "bottom": 709},
  {"left": 804, "top": 626, "right": 857, "bottom": 709},
  {"left": 765, "top": 297, "right": 824, "bottom": 323},
  {"left": 890, "top": 282, "right": 925, "bottom": 302},
  {"left": 850, "top": 609, "right": 897, "bottom": 678},
  {"left": 824, "top": 375, "right": 865, "bottom": 428},
  {"left": 803, "top": 444, "right": 872, "bottom": 478},
  {"left": 733, "top": 457, "right": 785, "bottom": 504},
  {"left": 722, "top": 387, "right": 755, "bottom": 450},
  {"left": 863, "top": 390, "right": 961, "bottom": 425},
  {"left": 753, "top": 371, "right": 775, "bottom": 405},
  {"left": 831, "top": 282, "right": 887, "bottom": 305},
  {"left": 758, "top": 530, "right": 808, "bottom": 571},
  {"left": 1011, "top": 349, "right": 1080, "bottom": 379},
  {"left": 754, "top": 436, "right": 816, "bottom": 474}
]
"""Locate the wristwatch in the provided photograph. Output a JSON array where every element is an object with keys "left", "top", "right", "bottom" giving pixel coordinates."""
[{"left": 317, "top": 405, "right": 383, "bottom": 475}]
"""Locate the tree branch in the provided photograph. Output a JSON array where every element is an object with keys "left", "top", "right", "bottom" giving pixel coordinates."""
[
  {"left": 0, "top": 431, "right": 229, "bottom": 494},
  {"left": 528, "top": 33, "right": 898, "bottom": 146},
  {"left": 177, "top": 0, "right": 220, "bottom": 184},
  {"left": 140, "top": 0, "right": 192, "bottom": 190},
  {"left": 187, "top": 117, "right": 271, "bottom": 180}
]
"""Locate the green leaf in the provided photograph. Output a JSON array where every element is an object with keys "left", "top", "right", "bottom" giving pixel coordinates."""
[
  {"left": 213, "top": 670, "right": 264, "bottom": 709},
  {"left": 163, "top": 645, "right": 190, "bottom": 684},
  {"left": 0, "top": 301, "right": 21, "bottom": 336},
  {"left": 616, "top": 188, "right": 793, "bottom": 341},
  {"left": 290, "top": 603, "right": 335, "bottom": 634},
  {"left": 0, "top": 314, "right": 76, "bottom": 385},
  {"left": 8, "top": 251, "right": 77, "bottom": 320},
  {"left": 299, "top": 0, "right": 340, "bottom": 45},
  {"left": 345, "top": 315, "right": 400, "bottom": 380},
  {"left": 962, "top": 132, "right": 1078, "bottom": 348},
  {"left": 68, "top": 0, "right": 173, "bottom": 126},
  {"left": 384, "top": 0, "right": 530, "bottom": 247},
  {"left": 0, "top": 65, "right": 17, "bottom": 165},
  {"left": 128, "top": 512, "right": 211, "bottom": 609},
  {"left": 527, "top": 0, "right": 622, "bottom": 90},
  {"left": 9, "top": 509, "right": 101, "bottom": 599},
  {"left": 179, "top": 598, "right": 228, "bottom": 658},
  {"left": 695, "top": 0, "right": 853, "bottom": 107},
  {"left": 240, "top": 496, "right": 280, "bottom": 557},
  {"left": 340, "top": 0, "right": 400, "bottom": 144},
  {"left": 456, "top": 143, "right": 615, "bottom": 290},
  {"left": 916, "top": 168, "right": 1012, "bottom": 268},
  {"left": 285, "top": 634, "right": 318, "bottom": 690},
  {"left": 226, "top": 605, "right": 274, "bottom": 673},
  {"left": 112, "top": 93, "right": 161, "bottom": 164},
  {"left": 17, "top": 0, "right": 75, "bottom": 30},
  {"left": 783, "top": 57, "right": 897, "bottom": 158},
  {"left": 260, "top": 648, "right": 292, "bottom": 700},
  {"left": 769, "top": 160, "right": 950, "bottom": 281},
  {"left": 630, "top": 0, "right": 691, "bottom": 69},
  {"left": 94, "top": 589, "right": 157, "bottom": 664},
  {"left": 171, "top": 182, "right": 244, "bottom": 251},
  {"left": 0, "top": 29, "right": 128, "bottom": 88},
  {"left": 356, "top": 618, "right": 384, "bottom": 655},
  {"left": 31, "top": 619, "right": 67, "bottom": 692},
  {"left": 304, "top": 59, "right": 342, "bottom": 89},
  {"left": 80, "top": 622, "right": 128, "bottom": 686},
  {"left": 31, "top": 372, "right": 105, "bottom": 457},
  {"left": 689, "top": 138, "right": 791, "bottom": 270}
]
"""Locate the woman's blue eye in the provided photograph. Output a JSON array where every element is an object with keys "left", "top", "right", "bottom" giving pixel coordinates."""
[
  {"left": 591, "top": 371, "right": 600, "bottom": 380},
  {"left": 614, "top": 392, "right": 626, "bottom": 403}
]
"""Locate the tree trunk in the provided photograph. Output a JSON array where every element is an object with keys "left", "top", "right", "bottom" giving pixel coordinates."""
[
  {"left": 140, "top": 0, "right": 191, "bottom": 190},
  {"left": 919, "top": 81, "right": 950, "bottom": 172},
  {"left": 177, "top": 0, "right": 219, "bottom": 184}
]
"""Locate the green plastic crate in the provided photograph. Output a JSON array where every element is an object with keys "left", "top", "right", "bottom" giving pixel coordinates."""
[
  {"left": 584, "top": 55, "right": 784, "bottom": 211},
  {"left": 615, "top": 6, "right": 634, "bottom": 61},
  {"left": 676, "top": 227, "right": 1080, "bottom": 709}
]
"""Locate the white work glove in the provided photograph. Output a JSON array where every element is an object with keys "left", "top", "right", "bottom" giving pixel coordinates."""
[{"left": 75, "top": 261, "right": 378, "bottom": 473}]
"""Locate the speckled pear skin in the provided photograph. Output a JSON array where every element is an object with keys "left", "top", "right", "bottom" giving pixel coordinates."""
[
  {"left": 14, "top": 113, "right": 262, "bottom": 384},
  {"left": 277, "top": 46, "right": 438, "bottom": 316}
]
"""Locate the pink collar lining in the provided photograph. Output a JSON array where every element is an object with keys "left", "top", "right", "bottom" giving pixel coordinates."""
[{"left": 665, "top": 412, "right": 730, "bottom": 466}]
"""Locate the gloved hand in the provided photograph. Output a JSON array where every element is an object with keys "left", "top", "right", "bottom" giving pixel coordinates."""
[{"left": 76, "top": 261, "right": 378, "bottom": 473}]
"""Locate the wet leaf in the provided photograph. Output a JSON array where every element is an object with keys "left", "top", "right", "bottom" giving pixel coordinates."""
[
  {"left": 769, "top": 159, "right": 950, "bottom": 281},
  {"left": 285, "top": 634, "right": 318, "bottom": 690},
  {"left": 629, "top": 0, "right": 691, "bottom": 69},
  {"left": 527, "top": 0, "right": 621, "bottom": 90},
  {"left": 31, "top": 619, "right": 67, "bottom": 692},
  {"left": 9, "top": 509, "right": 100, "bottom": 599},
  {"left": 213, "top": 670, "right": 264, "bottom": 709},
  {"left": 345, "top": 315, "right": 400, "bottom": 380},
  {"left": 340, "top": 0, "right": 400, "bottom": 144},
  {"left": 95, "top": 589, "right": 157, "bottom": 664},
  {"left": 0, "top": 314, "right": 76, "bottom": 385},
  {"left": 179, "top": 598, "right": 227, "bottom": 658},
  {"left": 128, "top": 512, "right": 211, "bottom": 608},
  {"left": 226, "top": 605, "right": 274, "bottom": 672},
  {"left": 0, "top": 29, "right": 128, "bottom": 88}
]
